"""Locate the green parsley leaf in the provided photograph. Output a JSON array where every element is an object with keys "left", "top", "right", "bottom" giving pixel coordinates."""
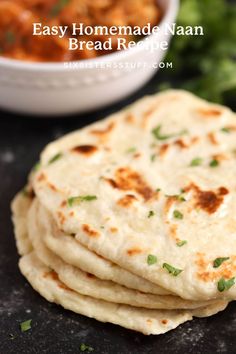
[
  {"left": 221, "top": 127, "right": 231, "bottom": 133},
  {"left": 209, "top": 159, "right": 219, "bottom": 167},
  {"left": 156, "top": 188, "right": 161, "bottom": 192},
  {"left": 163, "top": 263, "right": 183, "bottom": 276},
  {"left": 20, "top": 319, "right": 32, "bottom": 332},
  {"left": 126, "top": 147, "right": 136, "bottom": 154},
  {"left": 151, "top": 154, "right": 157, "bottom": 162},
  {"left": 147, "top": 254, "right": 157, "bottom": 265},
  {"left": 148, "top": 210, "right": 155, "bottom": 218},
  {"left": 48, "top": 153, "right": 63, "bottom": 164},
  {"left": 33, "top": 162, "right": 41, "bottom": 172},
  {"left": 152, "top": 125, "right": 188, "bottom": 141},
  {"left": 80, "top": 343, "right": 94, "bottom": 352},
  {"left": 190, "top": 157, "right": 203, "bottom": 167},
  {"left": 217, "top": 277, "right": 235, "bottom": 292},
  {"left": 176, "top": 240, "right": 187, "bottom": 247},
  {"left": 213, "top": 257, "right": 230, "bottom": 268},
  {"left": 173, "top": 210, "right": 184, "bottom": 220},
  {"left": 68, "top": 195, "right": 97, "bottom": 207}
]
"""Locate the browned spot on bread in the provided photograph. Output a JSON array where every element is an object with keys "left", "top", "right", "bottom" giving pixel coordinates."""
[
  {"left": 184, "top": 183, "right": 229, "bottom": 214},
  {"left": 134, "top": 153, "right": 141, "bottom": 159},
  {"left": 106, "top": 167, "right": 155, "bottom": 201},
  {"left": 197, "top": 108, "right": 222, "bottom": 118},
  {"left": 43, "top": 271, "right": 72, "bottom": 291},
  {"left": 71, "top": 145, "right": 98, "bottom": 155},
  {"left": 48, "top": 183, "right": 58, "bottom": 192},
  {"left": 146, "top": 319, "right": 153, "bottom": 325},
  {"left": 174, "top": 139, "right": 188, "bottom": 149},
  {"left": 82, "top": 224, "right": 100, "bottom": 238},
  {"left": 159, "top": 144, "right": 170, "bottom": 157},
  {"left": 60, "top": 200, "right": 67, "bottom": 208},
  {"left": 125, "top": 113, "right": 135, "bottom": 124},
  {"left": 164, "top": 196, "right": 178, "bottom": 216},
  {"left": 90, "top": 122, "right": 115, "bottom": 136},
  {"left": 208, "top": 132, "right": 219, "bottom": 145},
  {"left": 195, "top": 253, "right": 234, "bottom": 282},
  {"left": 117, "top": 194, "right": 137, "bottom": 208},
  {"left": 127, "top": 247, "right": 142, "bottom": 256},
  {"left": 169, "top": 224, "right": 178, "bottom": 241},
  {"left": 37, "top": 173, "right": 46, "bottom": 182},
  {"left": 161, "top": 319, "right": 168, "bottom": 325},
  {"left": 57, "top": 211, "right": 66, "bottom": 225},
  {"left": 110, "top": 227, "right": 118, "bottom": 233},
  {"left": 212, "top": 153, "right": 229, "bottom": 161},
  {"left": 69, "top": 211, "right": 75, "bottom": 217}
]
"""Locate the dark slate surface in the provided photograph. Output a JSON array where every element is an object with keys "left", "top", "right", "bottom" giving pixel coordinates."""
[{"left": 1, "top": 72, "right": 236, "bottom": 354}]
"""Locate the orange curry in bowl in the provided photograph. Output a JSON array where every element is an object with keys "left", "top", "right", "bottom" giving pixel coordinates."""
[{"left": 0, "top": 0, "right": 161, "bottom": 62}]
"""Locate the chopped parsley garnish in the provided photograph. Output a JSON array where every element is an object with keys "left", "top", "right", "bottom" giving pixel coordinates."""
[
  {"left": 152, "top": 125, "right": 188, "bottom": 141},
  {"left": 190, "top": 157, "right": 203, "bottom": 167},
  {"left": 176, "top": 240, "right": 187, "bottom": 247},
  {"left": 80, "top": 343, "right": 94, "bottom": 352},
  {"left": 68, "top": 195, "right": 97, "bottom": 207},
  {"left": 48, "top": 153, "right": 63, "bottom": 164},
  {"left": 221, "top": 127, "right": 231, "bottom": 133},
  {"left": 126, "top": 147, "right": 136, "bottom": 154},
  {"left": 50, "top": 0, "right": 70, "bottom": 16},
  {"left": 20, "top": 319, "right": 32, "bottom": 332},
  {"left": 173, "top": 210, "right": 184, "bottom": 220},
  {"left": 148, "top": 210, "right": 155, "bottom": 218},
  {"left": 151, "top": 154, "right": 157, "bottom": 162},
  {"left": 209, "top": 159, "right": 219, "bottom": 167},
  {"left": 213, "top": 257, "right": 230, "bottom": 268},
  {"left": 33, "top": 162, "right": 41, "bottom": 172},
  {"left": 217, "top": 277, "right": 235, "bottom": 292},
  {"left": 162, "top": 263, "right": 183, "bottom": 276},
  {"left": 147, "top": 254, "right": 157, "bottom": 265},
  {"left": 156, "top": 188, "right": 161, "bottom": 192}
]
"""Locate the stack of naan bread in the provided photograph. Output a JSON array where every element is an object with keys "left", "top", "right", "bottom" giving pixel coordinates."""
[{"left": 12, "top": 91, "right": 236, "bottom": 335}]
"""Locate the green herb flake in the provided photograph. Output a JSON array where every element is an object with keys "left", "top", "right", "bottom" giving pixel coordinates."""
[
  {"left": 148, "top": 210, "right": 155, "bottom": 218},
  {"left": 173, "top": 210, "right": 184, "bottom": 220},
  {"left": 147, "top": 254, "right": 157, "bottom": 266},
  {"left": 190, "top": 157, "right": 203, "bottom": 167},
  {"left": 20, "top": 319, "right": 32, "bottom": 333},
  {"left": 80, "top": 343, "right": 94, "bottom": 352},
  {"left": 213, "top": 257, "right": 230, "bottom": 268},
  {"left": 156, "top": 188, "right": 161, "bottom": 192},
  {"left": 68, "top": 195, "right": 97, "bottom": 207},
  {"left": 163, "top": 263, "right": 183, "bottom": 276},
  {"left": 126, "top": 147, "right": 136, "bottom": 154},
  {"left": 152, "top": 125, "right": 188, "bottom": 141},
  {"left": 33, "top": 162, "right": 41, "bottom": 172},
  {"left": 48, "top": 153, "right": 63, "bottom": 164},
  {"left": 176, "top": 240, "right": 187, "bottom": 247},
  {"left": 221, "top": 127, "right": 231, "bottom": 133},
  {"left": 209, "top": 159, "right": 219, "bottom": 168},
  {"left": 217, "top": 277, "right": 235, "bottom": 292},
  {"left": 151, "top": 154, "right": 157, "bottom": 162}
]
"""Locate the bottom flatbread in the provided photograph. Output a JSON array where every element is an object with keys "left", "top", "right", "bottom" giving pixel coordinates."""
[{"left": 19, "top": 253, "right": 228, "bottom": 335}]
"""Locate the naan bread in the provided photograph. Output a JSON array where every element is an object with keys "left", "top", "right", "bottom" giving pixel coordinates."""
[
  {"left": 31, "top": 90, "right": 236, "bottom": 301},
  {"left": 19, "top": 252, "right": 227, "bottom": 335},
  {"left": 28, "top": 199, "right": 220, "bottom": 310}
]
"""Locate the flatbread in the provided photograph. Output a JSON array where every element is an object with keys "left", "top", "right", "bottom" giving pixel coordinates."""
[
  {"left": 32, "top": 90, "right": 236, "bottom": 301},
  {"left": 28, "top": 199, "right": 221, "bottom": 310},
  {"left": 19, "top": 252, "right": 227, "bottom": 335},
  {"left": 38, "top": 201, "right": 171, "bottom": 295}
]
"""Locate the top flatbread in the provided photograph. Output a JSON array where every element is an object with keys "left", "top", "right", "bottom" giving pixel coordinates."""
[{"left": 32, "top": 90, "right": 236, "bottom": 301}]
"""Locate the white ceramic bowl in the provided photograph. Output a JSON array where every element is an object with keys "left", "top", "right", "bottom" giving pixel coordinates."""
[{"left": 0, "top": 0, "right": 179, "bottom": 116}]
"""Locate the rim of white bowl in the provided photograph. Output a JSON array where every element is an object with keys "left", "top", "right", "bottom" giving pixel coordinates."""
[{"left": 0, "top": 0, "right": 179, "bottom": 72}]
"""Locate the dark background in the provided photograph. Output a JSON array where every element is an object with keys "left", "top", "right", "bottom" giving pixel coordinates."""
[{"left": 0, "top": 70, "right": 236, "bottom": 354}]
